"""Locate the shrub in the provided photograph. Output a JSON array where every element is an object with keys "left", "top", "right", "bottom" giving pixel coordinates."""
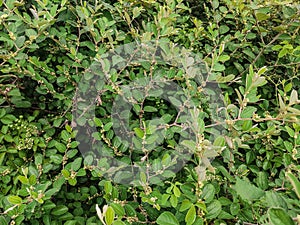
[{"left": 0, "top": 0, "right": 299, "bottom": 224}]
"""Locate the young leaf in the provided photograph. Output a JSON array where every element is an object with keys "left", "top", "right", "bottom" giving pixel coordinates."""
[
  {"left": 134, "top": 127, "right": 144, "bottom": 139},
  {"left": 173, "top": 186, "right": 181, "bottom": 198},
  {"left": 105, "top": 206, "right": 115, "bottom": 225},
  {"left": 257, "top": 66, "right": 267, "bottom": 76},
  {"left": 170, "top": 195, "right": 178, "bottom": 208},
  {"left": 289, "top": 89, "right": 298, "bottom": 105},
  {"left": 185, "top": 205, "right": 196, "bottom": 225},
  {"left": 278, "top": 94, "right": 286, "bottom": 111},
  {"left": 218, "top": 55, "right": 230, "bottom": 62},
  {"left": 246, "top": 65, "right": 254, "bottom": 91},
  {"left": 179, "top": 199, "right": 192, "bottom": 212},
  {"left": 7, "top": 196, "right": 22, "bottom": 205},
  {"left": 104, "top": 181, "right": 113, "bottom": 195}
]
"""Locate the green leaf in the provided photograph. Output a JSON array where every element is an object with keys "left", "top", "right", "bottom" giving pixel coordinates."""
[
  {"left": 84, "top": 155, "right": 93, "bottom": 166},
  {"left": 213, "top": 136, "right": 225, "bottom": 147},
  {"left": 71, "top": 158, "right": 82, "bottom": 171},
  {"left": 265, "top": 191, "right": 288, "bottom": 209},
  {"left": 234, "top": 177, "right": 265, "bottom": 201},
  {"left": 256, "top": 12, "right": 270, "bottom": 21},
  {"left": 57, "top": 212, "right": 73, "bottom": 220},
  {"left": 7, "top": 88, "right": 21, "bottom": 96},
  {"left": 25, "top": 29, "right": 38, "bottom": 39},
  {"left": 243, "top": 49, "right": 256, "bottom": 59},
  {"left": 240, "top": 106, "right": 257, "bottom": 118},
  {"left": 169, "top": 97, "right": 182, "bottom": 107},
  {"left": 282, "top": 5, "right": 296, "bottom": 18},
  {"left": 29, "top": 175, "right": 37, "bottom": 185},
  {"left": 139, "top": 171, "right": 147, "bottom": 184},
  {"left": 124, "top": 204, "right": 136, "bottom": 217},
  {"left": 268, "top": 207, "right": 294, "bottom": 225},
  {"left": 278, "top": 94, "right": 286, "bottom": 111},
  {"left": 219, "top": 25, "right": 229, "bottom": 34},
  {"left": 0, "top": 153, "right": 5, "bottom": 166},
  {"left": 213, "top": 63, "right": 225, "bottom": 72},
  {"left": 285, "top": 126, "right": 295, "bottom": 137},
  {"left": 185, "top": 205, "right": 196, "bottom": 225},
  {"left": 104, "top": 181, "right": 113, "bottom": 194},
  {"left": 179, "top": 199, "right": 192, "bottom": 212},
  {"left": 212, "top": 0, "right": 219, "bottom": 9},
  {"left": 61, "top": 130, "right": 70, "bottom": 141},
  {"left": 105, "top": 206, "right": 115, "bottom": 225},
  {"left": 181, "top": 140, "right": 196, "bottom": 151},
  {"left": 242, "top": 120, "right": 252, "bottom": 131},
  {"left": 76, "top": 168, "right": 86, "bottom": 176},
  {"left": 51, "top": 205, "right": 69, "bottom": 216},
  {"left": 13, "top": 100, "right": 31, "bottom": 108},
  {"left": 205, "top": 200, "right": 222, "bottom": 219},
  {"left": 234, "top": 62, "right": 244, "bottom": 73},
  {"left": 94, "top": 117, "right": 103, "bottom": 127},
  {"left": 64, "top": 221, "right": 77, "bottom": 225},
  {"left": 218, "top": 210, "right": 235, "bottom": 219},
  {"left": 55, "top": 142, "right": 66, "bottom": 153},
  {"left": 201, "top": 184, "right": 215, "bottom": 203},
  {"left": 0, "top": 216, "right": 7, "bottom": 225},
  {"left": 50, "top": 154, "right": 63, "bottom": 164},
  {"left": 103, "top": 122, "right": 113, "bottom": 131},
  {"left": 216, "top": 74, "right": 235, "bottom": 83},
  {"left": 18, "top": 175, "right": 29, "bottom": 184},
  {"left": 162, "top": 153, "right": 171, "bottom": 167},
  {"left": 112, "top": 221, "right": 126, "bottom": 225},
  {"left": 286, "top": 172, "right": 300, "bottom": 199},
  {"left": 144, "top": 106, "right": 158, "bottom": 112},
  {"left": 173, "top": 186, "right": 181, "bottom": 198},
  {"left": 0, "top": 108, "right": 6, "bottom": 118},
  {"left": 218, "top": 55, "right": 230, "bottom": 62},
  {"left": 278, "top": 48, "right": 288, "bottom": 58},
  {"left": 257, "top": 66, "right": 267, "bottom": 76},
  {"left": 253, "top": 76, "right": 267, "bottom": 87},
  {"left": 156, "top": 212, "right": 179, "bottom": 225},
  {"left": 68, "top": 178, "right": 77, "bottom": 186},
  {"left": 170, "top": 194, "right": 178, "bottom": 208},
  {"left": 61, "top": 0, "right": 67, "bottom": 6},
  {"left": 112, "top": 55, "right": 125, "bottom": 66},
  {"left": 8, "top": 196, "right": 22, "bottom": 205},
  {"left": 0, "top": 114, "right": 16, "bottom": 124},
  {"left": 53, "top": 177, "right": 65, "bottom": 190},
  {"left": 134, "top": 127, "right": 144, "bottom": 139},
  {"left": 61, "top": 169, "right": 70, "bottom": 178},
  {"left": 111, "top": 203, "right": 125, "bottom": 216},
  {"left": 256, "top": 171, "right": 269, "bottom": 190},
  {"left": 132, "top": 7, "right": 142, "bottom": 18},
  {"left": 230, "top": 203, "right": 240, "bottom": 216}
]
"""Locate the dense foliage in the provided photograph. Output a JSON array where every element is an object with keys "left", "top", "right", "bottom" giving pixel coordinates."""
[{"left": 0, "top": 0, "right": 300, "bottom": 224}]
